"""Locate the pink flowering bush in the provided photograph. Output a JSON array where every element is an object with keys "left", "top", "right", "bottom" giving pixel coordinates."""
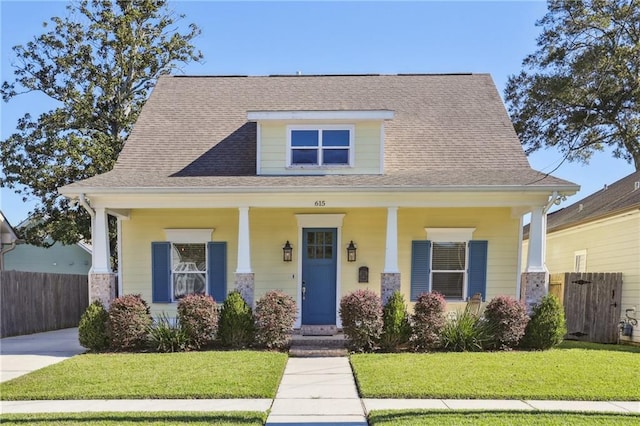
[
  {"left": 411, "top": 292, "right": 447, "bottom": 351},
  {"left": 107, "top": 294, "right": 152, "bottom": 351},
  {"left": 254, "top": 290, "right": 297, "bottom": 350},
  {"left": 177, "top": 294, "right": 218, "bottom": 350},
  {"left": 339, "top": 289, "right": 383, "bottom": 352},
  {"left": 483, "top": 295, "right": 529, "bottom": 350}
]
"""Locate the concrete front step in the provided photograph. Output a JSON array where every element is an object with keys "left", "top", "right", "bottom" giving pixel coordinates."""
[
  {"left": 289, "top": 346, "right": 349, "bottom": 357},
  {"left": 291, "top": 334, "right": 346, "bottom": 348},
  {"left": 298, "top": 325, "right": 338, "bottom": 336}
]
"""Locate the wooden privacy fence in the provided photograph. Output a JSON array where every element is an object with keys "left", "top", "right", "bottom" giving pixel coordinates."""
[
  {"left": 550, "top": 272, "right": 623, "bottom": 344},
  {"left": 0, "top": 271, "right": 88, "bottom": 338}
]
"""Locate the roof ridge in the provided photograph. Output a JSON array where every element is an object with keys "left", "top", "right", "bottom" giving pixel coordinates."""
[{"left": 170, "top": 73, "right": 477, "bottom": 79}]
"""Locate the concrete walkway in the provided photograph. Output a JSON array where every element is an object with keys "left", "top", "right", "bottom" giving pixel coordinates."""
[
  {"left": 0, "top": 328, "right": 85, "bottom": 383},
  {"left": 266, "top": 357, "right": 367, "bottom": 425}
]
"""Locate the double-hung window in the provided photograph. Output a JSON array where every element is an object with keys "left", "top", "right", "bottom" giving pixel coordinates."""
[
  {"left": 431, "top": 242, "right": 467, "bottom": 299},
  {"left": 410, "top": 228, "right": 487, "bottom": 302},
  {"left": 152, "top": 229, "right": 227, "bottom": 304},
  {"left": 288, "top": 125, "right": 354, "bottom": 167},
  {"left": 171, "top": 243, "right": 206, "bottom": 300}
]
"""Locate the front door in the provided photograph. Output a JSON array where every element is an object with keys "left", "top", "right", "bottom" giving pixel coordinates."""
[{"left": 302, "top": 228, "right": 337, "bottom": 325}]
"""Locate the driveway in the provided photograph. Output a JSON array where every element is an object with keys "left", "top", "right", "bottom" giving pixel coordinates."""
[{"left": 0, "top": 328, "right": 85, "bottom": 382}]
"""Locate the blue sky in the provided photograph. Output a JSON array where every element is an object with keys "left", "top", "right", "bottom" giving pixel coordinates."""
[{"left": 1, "top": 0, "right": 635, "bottom": 226}]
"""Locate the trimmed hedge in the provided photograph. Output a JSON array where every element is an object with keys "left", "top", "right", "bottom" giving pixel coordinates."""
[
  {"left": 254, "top": 290, "right": 297, "bottom": 350},
  {"left": 339, "top": 289, "right": 383, "bottom": 352},
  {"left": 484, "top": 295, "right": 529, "bottom": 350},
  {"left": 177, "top": 294, "right": 218, "bottom": 350},
  {"left": 107, "top": 294, "right": 152, "bottom": 351},
  {"left": 411, "top": 292, "right": 447, "bottom": 351}
]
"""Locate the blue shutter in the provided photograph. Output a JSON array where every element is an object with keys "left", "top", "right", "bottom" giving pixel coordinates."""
[
  {"left": 151, "top": 242, "right": 171, "bottom": 303},
  {"left": 468, "top": 240, "right": 488, "bottom": 301},
  {"left": 207, "top": 242, "right": 227, "bottom": 303},
  {"left": 410, "top": 240, "right": 431, "bottom": 301}
]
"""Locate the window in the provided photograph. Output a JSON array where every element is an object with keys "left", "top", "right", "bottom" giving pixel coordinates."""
[
  {"left": 288, "top": 125, "right": 353, "bottom": 167},
  {"left": 152, "top": 229, "right": 227, "bottom": 304},
  {"left": 410, "top": 229, "right": 487, "bottom": 302},
  {"left": 574, "top": 250, "right": 587, "bottom": 273},
  {"left": 171, "top": 243, "right": 206, "bottom": 300},
  {"left": 431, "top": 242, "right": 466, "bottom": 299}
]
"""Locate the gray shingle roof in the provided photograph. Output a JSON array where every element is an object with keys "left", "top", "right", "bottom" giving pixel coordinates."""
[
  {"left": 524, "top": 170, "right": 640, "bottom": 238},
  {"left": 61, "top": 74, "right": 577, "bottom": 193}
]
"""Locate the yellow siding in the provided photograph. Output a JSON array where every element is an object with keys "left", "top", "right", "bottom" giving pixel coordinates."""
[
  {"left": 122, "top": 207, "right": 521, "bottom": 318},
  {"left": 121, "top": 209, "right": 238, "bottom": 316},
  {"left": 539, "top": 212, "right": 640, "bottom": 343},
  {"left": 259, "top": 122, "right": 381, "bottom": 174}
]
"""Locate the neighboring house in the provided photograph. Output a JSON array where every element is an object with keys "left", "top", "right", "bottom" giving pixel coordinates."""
[
  {"left": 523, "top": 171, "right": 640, "bottom": 344},
  {"left": 0, "top": 211, "right": 19, "bottom": 270},
  {"left": 3, "top": 238, "right": 92, "bottom": 275},
  {"left": 59, "top": 74, "right": 578, "bottom": 331}
]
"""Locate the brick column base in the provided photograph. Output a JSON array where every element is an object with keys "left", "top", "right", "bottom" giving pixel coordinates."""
[
  {"left": 235, "top": 273, "right": 255, "bottom": 307},
  {"left": 520, "top": 271, "right": 548, "bottom": 313},
  {"left": 89, "top": 272, "right": 116, "bottom": 308},
  {"left": 381, "top": 273, "right": 401, "bottom": 305}
]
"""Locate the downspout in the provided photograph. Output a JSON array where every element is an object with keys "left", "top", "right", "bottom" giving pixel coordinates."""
[
  {"left": 79, "top": 193, "right": 95, "bottom": 273},
  {"left": 0, "top": 240, "right": 18, "bottom": 270}
]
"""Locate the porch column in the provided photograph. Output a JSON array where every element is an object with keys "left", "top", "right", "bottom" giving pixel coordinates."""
[
  {"left": 89, "top": 207, "right": 116, "bottom": 307},
  {"left": 234, "top": 207, "right": 255, "bottom": 307},
  {"left": 381, "top": 207, "right": 401, "bottom": 304},
  {"left": 521, "top": 206, "right": 548, "bottom": 312}
]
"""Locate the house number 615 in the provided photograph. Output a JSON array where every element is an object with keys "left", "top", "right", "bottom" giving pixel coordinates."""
[{"left": 314, "top": 200, "right": 326, "bottom": 207}]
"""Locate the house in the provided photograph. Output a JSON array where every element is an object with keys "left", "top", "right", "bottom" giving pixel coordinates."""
[
  {"left": 523, "top": 171, "right": 640, "bottom": 344},
  {"left": 1, "top": 216, "right": 92, "bottom": 275},
  {"left": 59, "top": 74, "right": 578, "bottom": 331},
  {"left": 1, "top": 211, "right": 19, "bottom": 270}
]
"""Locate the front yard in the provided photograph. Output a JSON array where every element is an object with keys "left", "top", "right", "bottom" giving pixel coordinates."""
[
  {"left": 351, "top": 342, "right": 640, "bottom": 400},
  {"left": 0, "top": 351, "right": 287, "bottom": 400}
]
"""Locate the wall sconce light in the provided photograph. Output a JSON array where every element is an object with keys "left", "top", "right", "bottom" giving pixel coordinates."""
[
  {"left": 282, "top": 240, "right": 293, "bottom": 262},
  {"left": 346, "top": 240, "right": 357, "bottom": 262}
]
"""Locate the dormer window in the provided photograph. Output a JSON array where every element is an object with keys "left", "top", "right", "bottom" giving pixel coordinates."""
[{"left": 287, "top": 125, "right": 354, "bottom": 167}]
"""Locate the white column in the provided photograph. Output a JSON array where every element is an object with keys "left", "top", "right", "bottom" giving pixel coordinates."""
[
  {"left": 384, "top": 207, "right": 399, "bottom": 273},
  {"left": 92, "top": 207, "right": 111, "bottom": 273},
  {"left": 526, "top": 206, "right": 547, "bottom": 273},
  {"left": 236, "top": 207, "right": 252, "bottom": 273}
]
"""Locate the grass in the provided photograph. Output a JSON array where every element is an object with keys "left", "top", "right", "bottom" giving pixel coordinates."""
[
  {"left": 368, "top": 410, "right": 640, "bottom": 425},
  {"left": 0, "top": 351, "right": 287, "bottom": 400},
  {"left": 351, "top": 342, "right": 640, "bottom": 400},
  {"left": 0, "top": 412, "right": 266, "bottom": 425}
]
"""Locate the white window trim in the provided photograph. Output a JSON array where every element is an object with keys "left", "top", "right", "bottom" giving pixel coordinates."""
[
  {"left": 286, "top": 124, "right": 355, "bottom": 168},
  {"left": 164, "top": 229, "right": 214, "bottom": 243},
  {"left": 425, "top": 228, "right": 476, "bottom": 300},
  {"left": 574, "top": 249, "right": 587, "bottom": 273}
]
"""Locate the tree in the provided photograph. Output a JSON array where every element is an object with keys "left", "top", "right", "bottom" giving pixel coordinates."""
[
  {"left": 505, "top": 0, "right": 640, "bottom": 170},
  {"left": 1, "top": 0, "right": 202, "bottom": 248}
]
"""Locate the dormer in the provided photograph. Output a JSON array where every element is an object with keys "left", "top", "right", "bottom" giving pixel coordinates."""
[{"left": 247, "top": 110, "right": 395, "bottom": 175}]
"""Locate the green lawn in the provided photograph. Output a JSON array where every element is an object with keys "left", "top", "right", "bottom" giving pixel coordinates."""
[
  {"left": 0, "top": 351, "right": 287, "bottom": 400},
  {"left": 351, "top": 342, "right": 640, "bottom": 400},
  {"left": 368, "top": 410, "right": 640, "bottom": 425},
  {"left": 0, "top": 412, "right": 266, "bottom": 425}
]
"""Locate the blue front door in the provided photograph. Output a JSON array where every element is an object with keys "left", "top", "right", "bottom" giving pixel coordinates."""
[{"left": 302, "top": 228, "right": 337, "bottom": 325}]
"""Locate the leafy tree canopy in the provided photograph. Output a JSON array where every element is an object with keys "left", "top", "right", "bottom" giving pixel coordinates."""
[
  {"left": 505, "top": 0, "right": 640, "bottom": 170},
  {"left": 1, "top": 0, "right": 202, "bottom": 247}
]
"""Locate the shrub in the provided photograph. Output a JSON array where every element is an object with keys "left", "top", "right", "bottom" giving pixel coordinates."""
[
  {"left": 379, "top": 291, "right": 411, "bottom": 352},
  {"left": 411, "top": 292, "right": 447, "bottom": 351},
  {"left": 148, "top": 313, "right": 188, "bottom": 353},
  {"left": 440, "top": 305, "right": 494, "bottom": 352},
  {"left": 107, "top": 294, "right": 152, "bottom": 351},
  {"left": 177, "top": 294, "right": 218, "bottom": 350},
  {"left": 254, "top": 290, "right": 297, "bottom": 350},
  {"left": 217, "top": 291, "right": 255, "bottom": 348},
  {"left": 520, "top": 294, "right": 566, "bottom": 350},
  {"left": 483, "top": 295, "right": 529, "bottom": 350},
  {"left": 339, "top": 289, "right": 383, "bottom": 352},
  {"left": 78, "top": 300, "right": 109, "bottom": 351}
]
